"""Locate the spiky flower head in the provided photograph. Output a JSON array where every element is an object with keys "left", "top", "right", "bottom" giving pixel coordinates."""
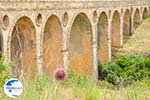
[{"left": 53, "top": 67, "right": 67, "bottom": 81}]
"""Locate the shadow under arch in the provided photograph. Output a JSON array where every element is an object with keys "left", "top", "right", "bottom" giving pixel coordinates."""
[
  {"left": 43, "top": 15, "right": 63, "bottom": 75},
  {"left": 112, "top": 10, "right": 120, "bottom": 48},
  {"left": 123, "top": 9, "right": 131, "bottom": 43},
  {"left": 98, "top": 11, "right": 109, "bottom": 64},
  {"left": 111, "top": 10, "right": 120, "bottom": 60},
  {"left": 11, "top": 16, "right": 37, "bottom": 78},
  {"left": 142, "top": 7, "right": 148, "bottom": 19},
  {"left": 69, "top": 13, "right": 93, "bottom": 77},
  {"left": 133, "top": 8, "right": 140, "bottom": 32}
]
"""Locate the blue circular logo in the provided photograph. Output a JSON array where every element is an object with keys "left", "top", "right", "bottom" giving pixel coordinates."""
[{"left": 4, "top": 78, "right": 23, "bottom": 98}]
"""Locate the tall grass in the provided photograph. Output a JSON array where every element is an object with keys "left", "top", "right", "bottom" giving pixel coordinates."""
[
  {"left": 1, "top": 71, "right": 150, "bottom": 100},
  {"left": 1, "top": 69, "right": 150, "bottom": 100}
]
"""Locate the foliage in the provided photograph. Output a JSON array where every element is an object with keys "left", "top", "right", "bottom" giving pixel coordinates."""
[
  {"left": 0, "top": 56, "right": 12, "bottom": 99},
  {"left": 35, "top": 75, "right": 50, "bottom": 91},
  {"left": 65, "top": 70, "right": 93, "bottom": 87},
  {"left": 23, "top": 75, "right": 55, "bottom": 100},
  {"left": 98, "top": 54, "right": 150, "bottom": 87},
  {"left": 0, "top": 56, "right": 150, "bottom": 100},
  {"left": 0, "top": 56, "right": 11, "bottom": 90},
  {"left": 64, "top": 70, "right": 100, "bottom": 100},
  {"left": 1, "top": 69, "right": 150, "bottom": 100}
]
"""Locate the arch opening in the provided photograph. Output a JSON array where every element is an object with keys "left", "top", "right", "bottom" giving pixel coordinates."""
[
  {"left": 93, "top": 11, "right": 98, "bottom": 24},
  {"left": 2, "top": 15, "right": 9, "bottom": 30},
  {"left": 69, "top": 13, "right": 92, "bottom": 77},
  {"left": 36, "top": 13, "right": 42, "bottom": 27},
  {"left": 11, "top": 17, "right": 37, "bottom": 78},
  {"left": 123, "top": 9, "right": 131, "bottom": 43},
  {"left": 62, "top": 12, "right": 69, "bottom": 27},
  {"left": 142, "top": 7, "right": 148, "bottom": 19},
  {"left": 98, "top": 12, "right": 108, "bottom": 64},
  {"left": 112, "top": 11, "right": 120, "bottom": 59},
  {"left": 43, "top": 15, "right": 63, "bottom": 75},
  {"left": 133, "top": 8, "right": 140, "bottom": 32}
]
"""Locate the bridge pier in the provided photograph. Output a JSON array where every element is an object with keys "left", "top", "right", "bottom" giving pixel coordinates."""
[
  {"left": 0, "top": 1, "right": 149, "bottom": 79},
  {"left": 36, "top": 21, "right": 43, "bottom": 76},
  {"left": 108, "top": 18, "right": 112, "bottom": 62},
  {"left": 62, "top": 26, "right": 70, "bottom": 71},
  {"left": 1, "top": 28, "right": 9, "bottom": 63},
  {"left": 91, "top": 22, "right": 98, "bottom": 80},
  {"left": 140, "top": 8, "right": 143, "bottom": 23},
  {"left": 131, "top": 11, "right": 134, "bottom": 34},
  {"left": 120, "top": 15, "right": 124, "bottom": 47}
]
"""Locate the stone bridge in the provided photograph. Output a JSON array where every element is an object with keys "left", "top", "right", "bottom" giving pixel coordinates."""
[{"left": 0, "top": 0, "right": 150, "bottom": 80}]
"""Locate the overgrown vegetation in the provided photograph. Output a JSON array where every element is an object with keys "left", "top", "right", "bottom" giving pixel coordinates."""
[
  {"left": 0, "top": 68, "right": 149, "bottom": 100},
  {"left": 120, "top": 17, "right": 150, "bottom": 54},
  {"left": 1, "top": 54, "right": 150, "bottom": 100},
  {"left": 99, "top": 54, "right": 150, "bottom": 87},
  {"left": 0, "top": 56, "right": 12, "bottom": 98}
]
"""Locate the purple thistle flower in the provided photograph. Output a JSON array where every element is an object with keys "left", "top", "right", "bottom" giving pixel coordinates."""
[{"left": 53, "top": 67, "right": 67, "bottom": 81}]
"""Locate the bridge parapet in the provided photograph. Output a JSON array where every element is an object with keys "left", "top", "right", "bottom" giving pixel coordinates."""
[
  {"left": 0, "top": 0, "right": 150, "bottom": 80},
  {"left": 0, "top": 0, "right": 149, "bottom": 10}
]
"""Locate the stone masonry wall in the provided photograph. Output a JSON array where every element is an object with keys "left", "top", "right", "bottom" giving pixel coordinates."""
[{"left": 0, "top": 0, "right": 149, "bottom": 80}]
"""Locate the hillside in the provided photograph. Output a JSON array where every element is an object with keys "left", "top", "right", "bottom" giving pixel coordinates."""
[{"left": 119, "top": 17, "right": 150, "bottom": 56}]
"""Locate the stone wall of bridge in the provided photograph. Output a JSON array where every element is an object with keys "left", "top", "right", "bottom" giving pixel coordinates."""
[{"left": 0, "top": 0, "right": 150, "bottom": 80}]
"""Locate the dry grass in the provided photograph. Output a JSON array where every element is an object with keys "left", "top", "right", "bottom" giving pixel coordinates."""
[{"left": 119, "top": 17, "right": 150, "bottom": 55}]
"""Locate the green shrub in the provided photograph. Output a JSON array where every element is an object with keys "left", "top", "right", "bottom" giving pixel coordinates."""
[
  {"left": 0, "top": 56, "right": 12, "bottom": 99},
  {"left": 0, "top": 56, "right": 11, "bottom": 89},
  {"left": 98, "top": 54, "right": 150, "bottom": 87}
]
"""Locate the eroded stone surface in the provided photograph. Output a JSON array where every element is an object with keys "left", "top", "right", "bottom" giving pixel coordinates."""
[
  {"left": 0, "top": 0, "right": 149, "bottom": 79},
  {"left": 43, "top": 15, "right": 63, "bottom": 75},
  {"left": 11, "top": 17, "right": 36, "bottom": 78},
  {"left": 98, "top": 12, "right": 109, "bottom": 64},
  {"left": 70, "top": 13, "right": 92, "bottom": 77},
  {"left": 112, "top": 11, "right": 120, "bottom": 48}
]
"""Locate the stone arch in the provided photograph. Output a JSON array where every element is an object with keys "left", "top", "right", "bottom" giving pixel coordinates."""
[
  {"left": 62, "top": 12, "right": 69, "bottom": 27},
  {"left": 69, "top": 13, "right": 92, "bottom": 77},
  {"left": 98, "top": 12, "right": 108, "bottom": 64},
  {"left": 2, "top": 15, "right": 9, "bottom": 30},
  {"left": 142, "top": 7, "right": 148, "bottom": 19},
  {"left": 133, "top": 8, "right": 140, "bottom": 32},
  {"left": 11, "top": 16, "right": 37, "bottom": 78},
  {"left": 112, "top": 10, "right": 120, "bottom": 48},
  {"left": 111, "top": 10, "right": 120, "bottom": 59},
  {"left": 123, "top": 9, "right": 131, "bottom": 43},
  {"left": 43, "top": 15, "right": 63, "bottom": 75}
]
